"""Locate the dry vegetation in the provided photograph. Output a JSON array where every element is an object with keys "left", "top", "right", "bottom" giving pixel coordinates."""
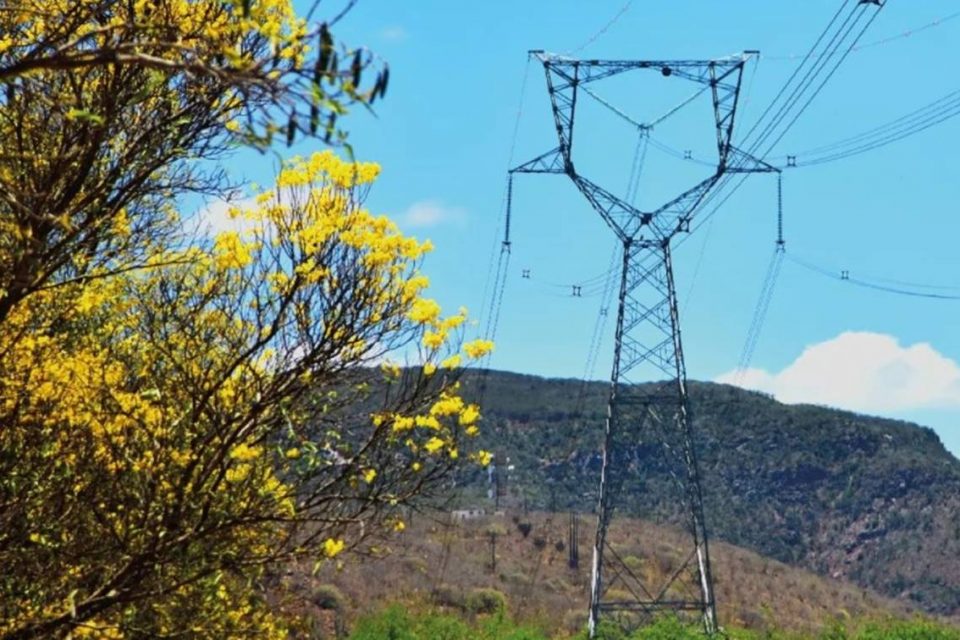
[{"left": 270, "top": 510, "right": 932, "bottom": 638}]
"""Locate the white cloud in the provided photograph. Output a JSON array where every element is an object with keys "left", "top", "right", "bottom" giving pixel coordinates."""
[
  {"left": 380, "top": 26, "right": 408, "bottom": 42},
  {"left": 189, "top": 195, "right": 259, "bottom": 237},
  {"left": 400, "top": 200, "right": 467, "bottom": 228},
  {"left": 716, "top": 332, "right": 960, "bottom": 412}
]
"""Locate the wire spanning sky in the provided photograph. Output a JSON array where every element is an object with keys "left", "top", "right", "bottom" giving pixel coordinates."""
[{"left": 212, "top": 1, "right": 960, "bottom": 457}]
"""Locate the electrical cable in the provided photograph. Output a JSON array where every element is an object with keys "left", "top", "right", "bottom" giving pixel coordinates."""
[
  {"left": 738, "top": 0, "right": 854, "bottom": 148},
  {"left": 762, "top": 7, "right": 884, "bottom": 160},
  {"left": 795, "top": 96, "right": 960, "bottom": 166},
  {"left": 565, "top": 0, "right": 634, "bottom": 56},
  {"left": 735, "top": 246, "right": 785, "bottom": 381},
  {"left": 785, "top": 252, "right": 960, "bottom": 300},
  {"left": 764, "top": 8, "right": 960, "bottom": 61},
  {"left": 680, "top": 0, "right": 886, "bottom": 246},
  {"left": 748, "top": 3, "right": 869, "bottom": 159},
  {"left": 786, "top": 88, "right": 960, "bottom": 157},
  {"left": 650, "top": 86, "right": 960, "bottom": 170},
  {"left": 478, "top": 59, "right": 530, "bottom": 332}
]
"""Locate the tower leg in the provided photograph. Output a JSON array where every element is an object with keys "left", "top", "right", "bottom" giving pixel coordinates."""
[
  {"left": 588, "top": 240, "right": 631, "bottom": 638},
  {"left": 663, "top": 244, "right": 717, "bottom": 634}
]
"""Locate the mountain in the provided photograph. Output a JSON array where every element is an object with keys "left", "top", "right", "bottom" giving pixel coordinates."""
[{"left": 456, "top": 370, "right": 960, "bottom": 617}]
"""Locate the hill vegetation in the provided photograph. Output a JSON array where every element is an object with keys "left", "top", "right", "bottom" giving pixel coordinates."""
[
  {"left": 274, "top": 509, "right": 926, "bottom": 637},
  {"left": 452, "top": 371, "right": 960, "bottom": 617}
]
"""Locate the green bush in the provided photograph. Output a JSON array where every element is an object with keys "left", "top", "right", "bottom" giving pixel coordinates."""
[
  {"left": 349, "top": 605, "right": 416, "bottom": 640},
  {"left": 347, "top": 605, "right": 547, "bottom": 640},
  {"left": 854, "top": 617, "right": 960, "bottom": 640},
  {"left": 466, "top": 587, "right": 507, "bottom": 615},
  {"left": 347, "top": 606, "right": 960, "bottom": 640}
]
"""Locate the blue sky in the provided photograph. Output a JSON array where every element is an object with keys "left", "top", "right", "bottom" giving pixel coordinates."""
[{"left": 209, "top": 1, "right": 960, "bottom": 457}]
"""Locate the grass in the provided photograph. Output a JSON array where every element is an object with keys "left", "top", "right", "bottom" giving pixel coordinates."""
[{"left": 345, "top": 607, "right": 960, "bottom": 640}]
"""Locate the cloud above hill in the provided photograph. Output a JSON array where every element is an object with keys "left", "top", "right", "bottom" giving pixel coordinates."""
[
  {"left": 401, "top": 200, "right": 467, "bottom": 228},
  {"left": 716, "top": 331, "right": 960, "bottom": 412}
]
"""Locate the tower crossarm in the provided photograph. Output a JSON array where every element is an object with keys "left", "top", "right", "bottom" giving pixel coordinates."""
[
  {"left": 510, "top": 147, "right": 566, "bottom": 174},
  {"left": 725, "top": 145, "right": 781, "bottom": 174},
  {"left": 531, "top": 50, "right": 748, "bottom": 87}
]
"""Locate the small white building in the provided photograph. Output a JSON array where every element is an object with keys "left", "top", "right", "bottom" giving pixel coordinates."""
[{"left": 450, "top": 508, "right": 486, "bottom": 522}]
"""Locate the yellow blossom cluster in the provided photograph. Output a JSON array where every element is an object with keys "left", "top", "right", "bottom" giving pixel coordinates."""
[
  {"left": 2, "top": 0, "right": 310, "bottom": 72},
  {"left": 0, "top": 135, "right": 492, "bottom": 636}
]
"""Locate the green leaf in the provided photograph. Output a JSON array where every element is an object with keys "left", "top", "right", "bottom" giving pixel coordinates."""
[{"left": 65, "top": 109, "right": 105, "bottom": 125}]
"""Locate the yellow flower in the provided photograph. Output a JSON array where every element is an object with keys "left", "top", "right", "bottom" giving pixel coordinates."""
[
  {"left": 323, "top": 538, "right": 345, "bottom": 558},
  {"left": 476, "top": 450, "right": 494, "bottom": 467},
  {"left": 225, "top": 465, "right": 251, "bottom": 483},
  {"left": 423, "top": 362, "right": 437, "bottom": 376},
  {"left": 407, "top": 298, "right": 441, "bottom": 325},
  {"left": 463, "top": 339, "right": 494, "bottom": 359},
  {"left": 459, "top": 404, "right": 480, "bottom": 427},
  {"left": 362, "top": 468, "right": 377, "bottom": 484},
  {"left": 213, "top": 231, "right": 254, "bottom": 270},
  {"left": 430, "top": 394, "right": 464, "bottom": 417},
  {"left": 381, "top": 360, "right": 401, "bottom": 379},
  {"left": 424, "top": 437, "right": 445, "bottom": 454},
  {"left": 411, "top": 461, "right": 422, "bottom": 472},
  {"left": 285, "top": 448, "right": 300, "bottom": 459},
  {"left": 414, "top": 415, "right": 440, "bottom": 430},
  {"left": 229, "top": 443, "right": 262, "bottom": 462},
  {"left": 393, "top": 416, "right": 415, "bottom": 432},
  {"left": 393, "top": 520, "right": 406, "bottom": 532},
  {"left": 422, "top": 330, "right": 445, "bottom": 350},
  {"left": 440, "top": 354, "right": 461, "bottom": 369}
]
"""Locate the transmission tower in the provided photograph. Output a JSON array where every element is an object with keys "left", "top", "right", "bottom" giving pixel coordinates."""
[{"left": 508, "top": 51, "right": 777, "bottom": 636}]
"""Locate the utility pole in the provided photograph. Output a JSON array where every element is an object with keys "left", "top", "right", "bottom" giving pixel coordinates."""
[
  {"left": 509, "top": 51, "right": 777, "bottom": 637},
  {"left": 569, "top": 511, "right": 580, "bottom": 570},
  {"left": 489, "top": 530, "right": 498, "bottom": 573}
]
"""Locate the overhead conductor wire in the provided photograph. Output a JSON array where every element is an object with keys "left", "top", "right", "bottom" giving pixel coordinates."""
[{"left": 681, "top": 0, "right": 887, "bottom": 244}]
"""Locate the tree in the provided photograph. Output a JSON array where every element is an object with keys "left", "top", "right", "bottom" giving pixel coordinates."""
[
  {"left": 0, "top": 2, "right": 486, "bottom": 638},
  {"left": 0, "top": 0, "right": 386, "bottom": 322}
]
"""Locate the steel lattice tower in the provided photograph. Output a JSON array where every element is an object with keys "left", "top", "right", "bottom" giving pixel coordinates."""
[{"left": 508, "top": 51, "right": 775, "bottom": 637}]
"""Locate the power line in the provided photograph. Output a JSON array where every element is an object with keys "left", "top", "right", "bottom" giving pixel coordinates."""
[
  {"left": 682, "top": 0, "right": 886, "bottom": 245},
  {"left": 791, "top": 91, "right": 960, "bottom": 166},
  {"left": 765, "top": 8, "right": 960, "bottom": 61},
  {"left": 651, "top": 84, "right": 960, "bottom": 170},
  {"left": 565, "top": 1, "right": 634, "bottom": 55},
  {"left": 786, "top": 252, "right": 960, "bottom": 300},
  {"left": 736, "top": 246, "right": 785, "bottom": 380}
]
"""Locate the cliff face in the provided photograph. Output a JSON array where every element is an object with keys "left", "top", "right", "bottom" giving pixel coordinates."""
[{"left": 461, "top": 370, "right": 960, "bottom": 615}]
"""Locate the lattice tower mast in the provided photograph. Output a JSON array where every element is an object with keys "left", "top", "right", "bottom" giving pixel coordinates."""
[{"left": 509, "top": 51, "right": 776, "bottom": 637}]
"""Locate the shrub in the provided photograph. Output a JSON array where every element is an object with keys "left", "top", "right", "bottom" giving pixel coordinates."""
[
  {"left": 349, "top": 605, "right": 416, "bottom": 640},
  {"left": 313, "top": 584, "right": 346, "bottom": 611},
  {"left": 431, "top": 584, "right": 467, "bottom": 611},
  {"left": 467, "top": 587, "right": 507, "bottom": 615}
]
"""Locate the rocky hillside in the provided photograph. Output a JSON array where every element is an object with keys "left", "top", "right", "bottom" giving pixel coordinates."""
[{"left": 455, "top": 370, "right": 960, "bottom": 616}]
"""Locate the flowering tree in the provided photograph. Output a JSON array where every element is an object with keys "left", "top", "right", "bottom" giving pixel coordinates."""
[
  {"left": 0, "top": 0, "right": 385, "bottom": 322},
  {"left": 0, "top": 2, "right": 489, "bottom": 638}
]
